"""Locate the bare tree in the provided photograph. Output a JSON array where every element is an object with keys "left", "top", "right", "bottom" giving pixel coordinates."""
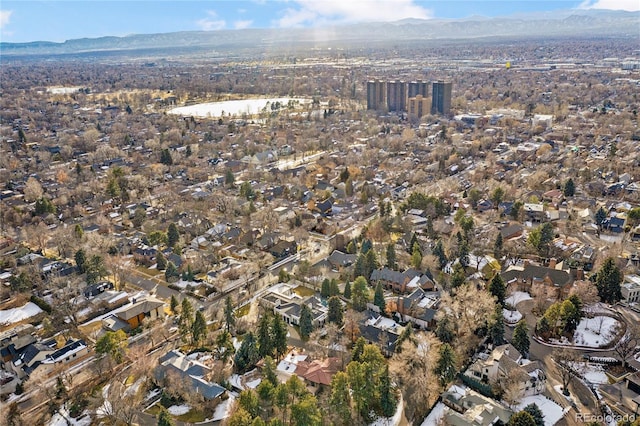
[
  {"left": 553, "top": 347, "right": 582, "bottom": 396},
  {"left": 614, "top": 324, "right": 639, "bottom": 368}
]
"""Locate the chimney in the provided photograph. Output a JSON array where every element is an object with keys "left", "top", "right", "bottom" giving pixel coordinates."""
[{"left": 549, "top": 258, "right": 557, "bottom": 269}]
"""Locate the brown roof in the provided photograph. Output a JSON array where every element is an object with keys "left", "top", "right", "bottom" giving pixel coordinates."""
[
  {"left": 295, "top": 357, "right": 340, "bottom": 386},
  {"left": 117, "top": 298, "right": 164, "bottom": 321}
]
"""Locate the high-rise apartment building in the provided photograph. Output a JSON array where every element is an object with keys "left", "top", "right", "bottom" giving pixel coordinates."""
[
  {"left": 431, "top": 81, "right": 452, "bottom": 115},
  {"left": 408, "top": 80, "right": 429, "bottom": 99},
  {"left": 366, "top": 80, "right": 386, "bottom": 110},
  {"left": 408, "top": 95, "right": 430, "bottom": 118},
  {"left": 386, "top": 80, "right": 407, "bottom": 112}
]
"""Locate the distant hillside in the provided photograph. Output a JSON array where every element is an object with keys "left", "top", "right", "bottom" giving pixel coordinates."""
[{"left": 1, "top": 9, "right": 637, "bottom": 57}]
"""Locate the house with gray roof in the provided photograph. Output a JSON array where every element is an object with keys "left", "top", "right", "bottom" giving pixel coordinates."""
[{"left": 155, "top": 350, "right": 226, "bottom": 400}]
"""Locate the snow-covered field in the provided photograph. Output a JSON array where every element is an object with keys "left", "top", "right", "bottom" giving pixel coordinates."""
[
  {"left": 48, "top": 407, "right": 91, "bottom": 426},
  {"left": 211, "top": 394, "right": 235, "bottom": 421},
  {"left": 0, "top": 302, "right": 43, "bottom": 325},
  {"left": 568, "top": 362, "right": 610, "bottom": 385},
  {"left": 572, "top": 316, "right": 620, "bottom": 348},
  {"left": 168, "top": 98, "right": 311, "bottom": 118},
  {"left": 506, "top": 291, "right": 532, "bottom": 306},
  {"left": 516, "top": 395, "right": 567, "bottom": 426},
  {"left": 168, "top": 404, "right": 191, "bottom": 415},
  {"left": 421, "top": 402, "right": 446, "bottom": 426},
  {"left": 504, "top": 308, "right": 523, "bottom": 323}
]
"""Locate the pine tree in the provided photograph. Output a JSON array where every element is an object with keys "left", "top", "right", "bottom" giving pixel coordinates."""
[
  {"left": 160, "top": 148, "right": 173, "bottom": 165},
  {"left": 385, "top": 243, "right": 397, "bottom": 270},
  {"left": 595, "top": 257, "right": 623, "bottom": 303},
  {"left": 352, "top": 276, "right": 369, "bottom": 311},
  {"left": 155, "top": 251, "right": 167, "bottom": 270},
  {"left": 522, "top": 403, "right": 545, "bottom": 426},
  {"left": 192, "top": 310, "right": 207, "bottom": 345},
  {"left": 489, "top": 273, "right": 506, "bottom": 307},
  {"left": 167, "top": 223, "right": 180, "bottom": 248},
  {"left": 489, "top": 305, "right": 505, "bottom": 346},
  {"left": 351, "top": 337, "right": 366, "bottom": 363},
  {"left": 75, "top": 249, "right": 87, "bottom": 274},
  {"left": 178, "top": 298, "right": 194, "bottom": 343},
  {"left": 299, "top": 304, "right": 313, "bottom": 340},
  {"left": 258, "top": 314, "right": 273, "bottom": 358},
  {"left": 170, "top": 295, "right": 179, "bottom": 315},
  {"left": 494, "top": 232, "right": 503, "bottom": 258},
  {"left": 513, "top": 319, "right": 530, "bottom": 358},
  {"left": 343, "top": 280, "right": 351, "bottom": 299},
  {"left": 563, "top": 178, "right": 575, "bottom": 197},
  {"left": 262, "top": 356, "right": 279, "bottom": 387},
  {"left": 329, "top": 279, "right": 340, "bottom": 296},
  {"left": 433, "top": 239, "right": 447, "bottom": 270},
  {"left": 271, "top": 314, "right": 288, "bottom": 361},
  {"left": 328, "top": 296, "right": 343, "bottom": 325},
  {"left": 508, "top": 411, "right": 537, "bottom": 426},
  {"left": 224, "top": 296, "right": 235, "bottom": 333},
  {"left": 434, "top": 343, "right": 457, "bottom": 387},
  {"left": 329, "top": 372, "right": 352, "bottom": 425},
  {"left": 234, "top": 332, "right": 259, "bottom": 372},
  {"left": 157, "top": 406, "right": 175, "bottom": 426},
  {"left": 321, "top": 278, "right": 331, "bottom": 298},
  {"left": 595, "top": 206, "right": 607, "bottom": 228},
  {"left": 164, "top": 261, "right": 178, "bottom": 282},
  {"left": 379, "top": 364, "right": 397, "bottom": 417},
  {"left": 436, "top": 317, "right": 454, "bottom": 344},
  {"left": 374, "top": 282, "right": 386, "bottom": 313}
]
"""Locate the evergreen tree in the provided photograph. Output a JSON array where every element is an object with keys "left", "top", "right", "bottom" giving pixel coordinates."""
[
  {"left": 74, "top": 223, "right": 84, "bottom": 240},
  {"left": 329, "top": 279, "right": 340, "bottom": 296},
  {"left": 436, "top": 317, "right": 454, "bottom": 344},
  {"left": 351, "top": 337, "right": 366, "bottom": 363},
  {"left": 433, "top": 239, "right": 448, "bottom": 270},
  {"left": 352, "top": 276, "right": 369, "bottom": 311},
  {"left": 450, "top": 263, "right": 466, "bottom": 289},
  {"left": 329, "top": 371, "right": 352, "bottom": 425},
  {"left": 320, "top": 278, "right": 331, "bottom": 298},
  {"left": 167, "top": 223, "right": 180, "bottom": 248},
  {"left": 225, "top": 169, "right": 235, "bottom": 187},
  {"left": 408, "top": 233, "right": 419, "bottom": 254},
  {"left": 157, "top": 406, "right": 175, "bottom": 426},
  {"left": 373, "top": 282, "right": 386, "bottom": 313},
  {"left": 385, "top": 243, "right": 397, "bottom": 270},
  {"left": 595, "top": 207, "right": 607, "bottom": 228},
  {"left": 262, "top": 355, "right": 279, "bottom": 387},
  {"left": 234, "top": 332, "right": 259, "bottom": 372},
  {"left": 489, "top": 305, "right": 505, "bottom": 346},
  {"left": 411, "top": 243, "right": 423, "bottom": 269},
  {"left": 170, "top": 295, "right": 179, "bottom": 315},
  {"left": 75, "top": 249, "right": 87, "bottom": 274},
  {"left": 271, "top": 314, "right": 288, "bottom": 361},
  {"left": 224, "top": 295, "right": 235, "bottom": 333},
  {"left": 379, "top": 364, "right": 397, "bottom": 417},
  {"left": 434, "top": 343, "right": 457, "bottom": 387},
  {"left": 489, "top": 273, "right": 507, "bottom": 307},
  {"left": 564, "top": 178, "right": 575, "bottom": 197},
  {"left": 343, "top": 280, "right": 352, "bottom": 299},
  {"left": 192, "top": 310, "right": 207, "bottom": 345},
  {"left": 86, "top": 255, "right": 107, "bottom": 285},
  {"left": 328, "top": 296, "right": 343, "bottom": 325},
  {"left": 160, "top": 149, "right": 173, "bottom": 165},
  {"left": 458, "top": 240, "right": 469, "bottom": 268},
  {"left": 494, "top": 232, "right": 503, "bottom": 258},
  {"left": 522, "top": 403, "right": 545, "bottom": 426},
  {"left": 155, "top": 251, "right": 167, "bottom": 270},
  {"left": 178, "top": 298, "right": 194, "bottom": 343},
  {"left": 594, "top": 257, "right": 623, "bottom": 303},
  {"left": 299, "top": 304, "right": 313, "bottom": 340},
  {"left": 258, "top": 314, "right": 273, "bottom": 358},
  {"left": 165, "top": 261, "right": 178, "bottom": 282},
  {"left": 513, "top": 319, "right": 530, "bottom": 358},
  {"left": 508, "top": 411, "right": 537, "bottom": 426}
]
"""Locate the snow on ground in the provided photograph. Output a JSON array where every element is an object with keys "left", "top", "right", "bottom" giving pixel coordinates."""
[
  {"left": 506, "top": 291, "right": 532, "bottom": 306},
  {"left": 421, "top": 402, "right": 446, "bottom": 426},
  {"left": 369, "top": 394, "right": 403, "bottom": 426},
  {"left": 568, "top": 362, "right": 610, "bottom": 385},
  {"left": 48, "top": 407, "right": 91, "bottom": 426},
  {"left": 572, "top": 316, "right": 620, "bottom": 348},
  {"left": 211, "top": 394, "right": 235, "bottom": 421},
  {"left": 168, "top": 404, "right": 191, "bottom": 415},
  {"left": 171, "top": 279, "right": 202, "bottom": 289},
  {"left": 0, "top": 302, "right": 43, "bottom": 325},
  {"left": 504, "top": 308, "right": 523, "bottom": 323},
  {"left": 553, "top": 385, "right": 574, "bottom": 403},
  {"left": 145, "top": 388, "right": 162, "bottom": 402},
  {"left": 516, "top": 395, "right": 567, "bottom": 426},
  {"left": 47, "top": 87, "right": 82, "bottom": 94},
  {"left": 168, "top": 98, "right": 311, "bottom": 118}
]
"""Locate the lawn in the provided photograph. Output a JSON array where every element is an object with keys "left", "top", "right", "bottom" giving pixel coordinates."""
[
  {"left": 235, "top": 304, "right": 250, "bottom": 318},
  {"left": 293, "top": 285, "right": 315, "bottom": 297},
  {"left": 145, "top": 404, "right": 206, "bottom": 423}
]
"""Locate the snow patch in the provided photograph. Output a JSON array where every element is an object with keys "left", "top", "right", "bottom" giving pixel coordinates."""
[
  {"left": 506, "top": 291, "right": 532, "bottom": 306},
  {"left": 168, "top": 98, "right": 311, "bottom": 118},
  {"left": 503, "top": 308, "right": 523, "bottom": 323},
  {"left": 167, "top": 404, "right": 191, "bottom": 415},
  {"left": 48, "top": 406, "right": 91, "bottom": 426},
  {"left": 421, "top": 402, "right": 446, "bottom": 426},
  {"left": 211, "top": 394, "right": 236, "bottom": 421},
  {"left": 516, "top": 394, "right": 567, "bottom": 426},
  {"left": 0, "top": 302, "right": 43, "bottom": 325},
  {"left": 572, "top": 316, "right": 620, "bottom": 348}
]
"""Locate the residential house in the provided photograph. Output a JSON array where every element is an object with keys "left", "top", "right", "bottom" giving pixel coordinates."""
[
  {"left": 370, "top": 267, "right": 436, "bottom": 294},
  {"left": 464, "top": 344, "right": 546, "bottom": 397},
  {"left": 602, "top": 216, "right": 625, "bottom": 233},
  {"left": 523, "top": 203, "right": 545, "bottom": 222},
  {"left": 359, "top": 313, "right": 403, "bottom": 356},
  {"left": 326, "top": 250, "right": 357, "bottom": 271},
  {"left": 500, "top": 224, "right": 524, "bottom": 240},
  {"left": 502, "top": 262, "right": 573, "bottom": 300},
  {"left": 621, "top": 275, "right": 640, "bottom": 304},
  {"left": 0, "top": 324, "right": 36, "bottom": 367},
  {"left": 11, "top": 339, "right": 88, "bottom": 379},
  {"left": 155, "top": 350, "right": 226, "bottom": 400},
  {"left": 83, "top": 281, "right": 114, "bottom": 298},
  {"left": 441, "top": 385, "right": 513, "bottom": 426},
  {"left": 270, "top": 240, "right": 297, "bottom": 259},
  {"left": 103, "top": 296, "right": 165, "bottom": 331},
  {"left": 600, "top": 372, "right": 640, "bottom": 417},
  {"left": 392, "top": 288, "right": 439, "bottom": 329},
  {"left": 295, "top": 357, "right": 341, "bottom": 392},
  {"left": 133, "top": 247, "right": 157, "bottom": 266},
  {"left": 261, "top": 283, "right": 327, "bottom": 327}
]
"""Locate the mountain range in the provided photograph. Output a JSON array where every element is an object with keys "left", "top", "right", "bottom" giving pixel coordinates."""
[{"left": 1, "top": 9, "right": 637, "bottom": 58}]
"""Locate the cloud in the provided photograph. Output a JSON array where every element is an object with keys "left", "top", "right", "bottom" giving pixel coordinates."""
[
  {"left": 578, "top": 0, "right": 640, "bottom": 11},
  {"left": 196, "top": 10, "right": 226, "bottom": 31},
  {"left": 274, "top": 0, "right": 432, "bottom": 27},
  {"left": 234, "top": 20, "right": 253, "bottom": 30},
  {"left": 0, "top": 10, "right": 12, "bottom": 29}
]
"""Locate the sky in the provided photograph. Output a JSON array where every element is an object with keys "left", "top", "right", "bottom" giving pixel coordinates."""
[{"left": 0, "top": 0, "right": 638, "bottom": 43}]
